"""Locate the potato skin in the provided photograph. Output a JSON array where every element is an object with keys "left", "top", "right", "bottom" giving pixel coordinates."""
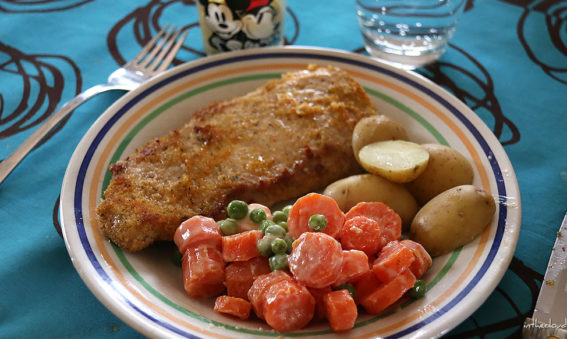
[
  {"left": 406, "top": 144, "right": 474, "bottom": 204},
  {"left": 323, "top": 174, "right": 418, "bottom": 230},
  {"left": 352, "top": 115, "right": 409, "bottom": 162},
  {"left": 409, "top": 185, "right": 496, "bottom": 257}
]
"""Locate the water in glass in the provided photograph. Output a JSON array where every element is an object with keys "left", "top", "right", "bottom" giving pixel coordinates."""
[{"left": 356, "top": 0, "right": 466, "bottom": 69}]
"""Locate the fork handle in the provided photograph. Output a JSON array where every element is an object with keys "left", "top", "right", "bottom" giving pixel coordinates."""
[{"left": 0, "top": 84, "right": 132, "bottom": 185}]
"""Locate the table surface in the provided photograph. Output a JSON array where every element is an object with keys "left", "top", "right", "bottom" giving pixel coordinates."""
[{"left": 1, "top": 0, "right": 566, "bottom": 338}]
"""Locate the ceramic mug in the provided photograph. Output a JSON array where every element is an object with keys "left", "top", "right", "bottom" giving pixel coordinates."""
[{"left": 197, "top": 0, "right": 286, "bottom": 55}]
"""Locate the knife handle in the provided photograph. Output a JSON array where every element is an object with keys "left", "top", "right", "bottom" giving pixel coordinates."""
[{"left": 523, "top": 318, "right": 567, "bottom": 339}]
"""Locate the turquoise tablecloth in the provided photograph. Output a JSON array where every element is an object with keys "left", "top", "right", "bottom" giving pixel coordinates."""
[{"left": 1, "top": 1, "right": 566, "bottom": 338}]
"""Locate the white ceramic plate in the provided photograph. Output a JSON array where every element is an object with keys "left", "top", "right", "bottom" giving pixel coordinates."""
[{"left": 60, "top": 46, "right": 521, "bottom": 339}]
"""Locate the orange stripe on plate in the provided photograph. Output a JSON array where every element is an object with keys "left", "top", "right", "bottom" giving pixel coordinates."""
[{"left": 88, "top": 63, "right": 493, "bottom": 337}]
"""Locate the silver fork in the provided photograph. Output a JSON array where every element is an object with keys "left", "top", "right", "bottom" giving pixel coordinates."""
[{"left": 0, "top": 25, "right": 187, "bottom": 185}]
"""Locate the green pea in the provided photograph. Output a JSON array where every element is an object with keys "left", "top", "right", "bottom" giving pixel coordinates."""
[
  {"left": 272, "top": 210, "right": 287, "bottom": 223},
  {"left": 227, "top": 200, "right": 248, "bottom": 220},
  {"left": 257, "top": 236, "right": 275, "bottom": 257},
  {"left": 269, "top": 253, "right": 289, "bottom": 271},
  {"left": 260, "top": 219, "right": 276, "bottom": 233},
  {"left": 308, "top": 214, "right": 327, "bottom": 232},
  {"left": 409, "top": 279, "right": 427, "bottom": 299},
  {"left": 277, "top": 221, "right": 288, "bottom": 232},
  {"left": 282, "top": 204, "right": 292, "bottom": 217},
  {"left": 271, "top": 238, "right": 288, "bottom": 254},
  {"left": 265, "top": 224, "right": 287, "bottom": 237},
  {"left": 249, "top": 208, "right": 267, "bottom": 224},
  {"left": 217, "top": 218, "right": 239, "bottom": 236},
  {"left": 335, "top": 283, "right": 356, "bottom": 299}
]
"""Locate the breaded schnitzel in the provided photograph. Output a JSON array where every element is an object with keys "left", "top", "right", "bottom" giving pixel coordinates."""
[{"left": 96, "top": 65, "right": 377, "bottom": 251}]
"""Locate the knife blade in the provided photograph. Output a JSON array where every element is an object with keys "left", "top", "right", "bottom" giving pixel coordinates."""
[{"left": 523, "top": 212, "right": 567, "bottom": 339}]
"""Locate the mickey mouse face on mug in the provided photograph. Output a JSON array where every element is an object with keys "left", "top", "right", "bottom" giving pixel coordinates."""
[
  {"left": 242, "top": 5, "right": 278, "bottom": 40},
  {"left": 227, "top": 0, "right": 279, "bottom": 40},
  {"left": 199, "top": 0, "right": 243, "bottom": 39}
]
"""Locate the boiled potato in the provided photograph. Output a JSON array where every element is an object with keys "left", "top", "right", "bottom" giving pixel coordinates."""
[
  {"left": 406, "top": 144, "right": 474, "bottom": 204},
  {"left": 358, "top": 140, "right": 429, "bottom": 183},
  {"left": 323, "top": 174, "right": 418, "bottom": 230},
  {"left": 352, "top": 115, "right": 409, "bottom": 162},
  {"left": 410, "top": 185, "right": 496, "bottom": 257}
]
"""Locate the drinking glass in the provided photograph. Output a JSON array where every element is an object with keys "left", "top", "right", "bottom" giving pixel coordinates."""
[{"left": 356, "top": 0, "right": 466, "bottom": 69}]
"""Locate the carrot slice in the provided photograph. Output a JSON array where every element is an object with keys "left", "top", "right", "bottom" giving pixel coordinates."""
[
  {"left": 174, "top": 216, "right": 222, "bottom": 254},
  {"left": 263, "top": 279, "right": 315, "bottom": 333},
  {"left": 287, "top": 193, "right": 345, "bottom": 239},
  {"left": 247, "top": 270, "right": 294, "bottom": 319},
  {"left": 221, "top": 230, "right": 263, "bottom": 262},
  {"left": 401, "top": 240, "right": 432, "bottom": 278},
  {"left": 339, "top": 216, "right": 384, "bottom": 257},
  {"left": 225, "top": 257, "right": 271, "bottom": 300},
  {"left": 360, "top": 269, "right": 416, "bottom": 314},
  {"left": 372, "top": 240, "right": 415, "bottom": 283},
  {"left": 214, "top": 296, "right": 252, "bottom": 320},
  {"left": 332, "top": 249, "right": 370, "bottom": 287},
  {"left": 354, "top": 270, "right": 382, "bottom": 305},
  {"left": 323, "top": 289, "right": 358, "bottom": 332},
  {"left": 345, "top": 202, "right": 402, "bottom": 245},
  {"left": 182, "top": 245, "right": 225, "bottom": 298},
  {"left": 307, "top": 286, "right": 333, "bottom": 320},
  {"left": 288, "top": 232, "right": 343, "bottom": 288}
]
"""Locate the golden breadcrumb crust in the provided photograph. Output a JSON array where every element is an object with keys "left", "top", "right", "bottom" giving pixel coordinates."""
[{"left": 96, "top": 65, "right": 377, "bottom": 251}]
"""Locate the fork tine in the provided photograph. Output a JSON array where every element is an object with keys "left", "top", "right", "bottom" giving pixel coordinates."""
[
  {"left": 155, "top": 30, "right": 188, "bottom": 74},
  {"left": 131, "top": 24, "right": 170, "bottom": 64},
  {"left": 138, "top": 26, "right": 177, "bottom": 67},
  {"left": 146, "top": 27, "right": 183, "bottom": 72}
]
